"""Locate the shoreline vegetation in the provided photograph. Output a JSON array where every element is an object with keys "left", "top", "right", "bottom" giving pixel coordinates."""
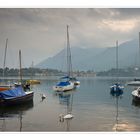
[
  {"left": 0, "top": 67, "right": 140, "bottom": 77},
  {"left": 0, "top": 67, "right": 96, "bottom": 77}
]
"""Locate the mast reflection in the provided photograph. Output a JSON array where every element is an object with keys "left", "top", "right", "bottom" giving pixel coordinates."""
[
  {"left": 0, "top": 100, "right": 33, "bottom": 131},
  {"left": 110, "top": 92, "right": 122, "bottom": 131},
  {"left": 59, "top": 92, "right": 74, "bottom": 131}
]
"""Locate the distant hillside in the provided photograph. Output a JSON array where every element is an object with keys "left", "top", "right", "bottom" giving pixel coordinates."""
[{"left": 36, "top": 39, "right": 139, "bottom": 71}]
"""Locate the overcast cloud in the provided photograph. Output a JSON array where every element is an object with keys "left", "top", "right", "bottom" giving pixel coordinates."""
[{"left": 0, "top": 8, "right": 140, "bottom": 68}]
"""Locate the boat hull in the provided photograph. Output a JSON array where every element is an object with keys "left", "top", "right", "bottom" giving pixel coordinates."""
[
  {"left": 132, "top": 95, "right": 140, "bottom": 101},
  {"left": 53, "top": 83, "right": 74, "bottom": 92},
  {"left": 0, "top": 85, "right": 11, "bottom": 91},
  {"left": 0, "top": 91, "right": 34, "bottom": 106},
  {"left": 0, "top": 87, "right": 11, "bottom": 91},
  {"left": 110, "top": 84, "right": 124, "bottom": 97},
  {"left": 73, "top": 81, "right": 80, "bottom": 85},
  {"left": 26, "top": 80, "right": 40, "bottom": 85},
  {"left": 132, "top": 90, "right": 140, "bottom": 101},
  {"left": 127, "top": 81, "right": 140, "bottom": 86}
]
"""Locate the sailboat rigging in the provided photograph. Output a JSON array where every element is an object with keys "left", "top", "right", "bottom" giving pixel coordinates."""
[
  {"left": 128, "top": 32, "right": 140, "bottom": 86},
  {"left": 65, "top": 25, "right": 80, "bottom": 85},
  {"left": 3, "top": 39, "right": 8, "bottom": 78},
  {"left": 19, "top": 50, "right": 22, "bottom": 84},
  {"left": 53, "top": 25, "right": 79, "bottom": 92},
  {"left": 0, "top": 38, "right": 11, "bottom": 91},
  {"left": 110, "top": 41, "right": 124, "bottom": 97},
  {"left": 130, "top": 33, "right": 140, "bottom": 101}
]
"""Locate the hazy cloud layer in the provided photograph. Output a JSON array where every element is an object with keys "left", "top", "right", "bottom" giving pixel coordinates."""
[{"left": 0, "top": 8, "right": 140, "bottom": 68}]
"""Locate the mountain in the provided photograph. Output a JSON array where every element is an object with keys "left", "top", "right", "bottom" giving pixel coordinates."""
[{"left": 36, "top": 39, "right": 139, "bottom": 71}]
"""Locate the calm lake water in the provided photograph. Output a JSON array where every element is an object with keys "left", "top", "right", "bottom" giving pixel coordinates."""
[{"left": 0, "top": 77, "right": 140, "bottom": 132}]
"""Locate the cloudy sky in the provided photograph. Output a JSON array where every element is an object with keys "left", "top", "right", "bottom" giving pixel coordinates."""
[{"left": 0, "top": 8, "right": 140, "bottom": 68}]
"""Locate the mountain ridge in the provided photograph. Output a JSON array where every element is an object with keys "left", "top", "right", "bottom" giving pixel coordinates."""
[{"left": 36, "top": 39, "right": 139, "bottom": 72}]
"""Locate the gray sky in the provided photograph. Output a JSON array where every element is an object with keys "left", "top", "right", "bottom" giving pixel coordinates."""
[{"left": 0, "top": 8, "right": 140, "bottom": 68}]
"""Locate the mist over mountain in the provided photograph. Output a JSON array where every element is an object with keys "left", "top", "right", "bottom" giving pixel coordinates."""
[{"left": 36, "top": 39, "right": 139, "bottom": 72}]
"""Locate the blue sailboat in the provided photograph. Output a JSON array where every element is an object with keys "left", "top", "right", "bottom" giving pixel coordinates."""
[
  {"left": 110, "top": 83, "right": 123, "bottom": 97},
  {"left": 53, "top": 25, "right": 75, "bottom": 92},
  {"left": 0, "top": 86, "right": 34, "bottom": 106},
  {"left": 110, "top": 41, "right": 124, "bottom": 97},
  {"left": 0, "top": 50, "right": 34, "bottom": 106}
]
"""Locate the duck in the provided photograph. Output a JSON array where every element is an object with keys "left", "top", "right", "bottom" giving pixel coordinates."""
[{"left": 41, "top": 94, "right": 46, "bottom": 100}]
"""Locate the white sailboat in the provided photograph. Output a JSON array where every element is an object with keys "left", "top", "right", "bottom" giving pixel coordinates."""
[
  {"left": 53, "top": 25, "right": 76, "bottom": 92},
  {"left": 131, "top": 33, "right": 140, "bottom": 101},
  {"left": 128, "top": 32, "right": 140, "bottom": 86},
  {"left": 131, "top": 87, "right": 140, "bottom": 101},
  {"left": 110, "top": 41, "right": 124, "bottom": 97}
]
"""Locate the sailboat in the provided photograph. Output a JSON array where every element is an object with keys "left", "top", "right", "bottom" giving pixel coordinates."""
[
  {"left": 110, "top": 41, "right": 124, "bottom": 97},
  {"left": 0, "top": 39, "right": 12, "bottom": 91},
  {"left": 130, "top": 33, "right": 140, "bottom": 101},
  {"left": 131, "top": 87, "right": 140, "bottom": 101},
  {"left": 0, "top": 50, "right": 34, "bottom": 106},
  {"left": 53, "top": 25, "right": 77, "bottom": 92},
  {"left": 128, "top": 32, "right": 140, "bottom": 86}
]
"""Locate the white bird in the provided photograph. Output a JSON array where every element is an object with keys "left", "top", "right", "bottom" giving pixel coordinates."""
[
  {"left": 41, "top": 94, "right": 46, "bottom": 100},
  {"left": 64, "top": 114, "right": 74, "bottom": 119}
]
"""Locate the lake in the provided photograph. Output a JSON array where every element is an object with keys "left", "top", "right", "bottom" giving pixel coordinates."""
[{"left": 0, "top": 76, "right": 140, "bottom": 132}]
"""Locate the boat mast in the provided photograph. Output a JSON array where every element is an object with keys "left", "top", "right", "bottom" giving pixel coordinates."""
[
  {"left": 31, "top": 61, "right": 34, "bottom": 80},
  {"left": 139, "top": 32, "right": 140, "bottom": 69},
  {"left": 3, "top": 38, "right": 8, "bottom": 78},
  {"left": 66, "top": 25, "right": 73, "bottom": 77},
  {"left": 116, "top": 40, "right": 119, "bottom": 78},
  {"left": 19, "top": 50, "right": 22, "bottom": 83}
]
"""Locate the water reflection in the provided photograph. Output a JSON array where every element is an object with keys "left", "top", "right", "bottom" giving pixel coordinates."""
[
  {"left": 114, "top": 97, "right": 119, "bottom": 131},
  {"left": 132, "top": 99, "right": 140, "bottom": 107},
  {"left": 58, "top": 92, "right": 74, "bottom": 131},
  {"left": 0, "top": 101, "right": 33, "bottom": 131},
  {"left": 110, "top": 91, "right": 122, "bottom": 131}
]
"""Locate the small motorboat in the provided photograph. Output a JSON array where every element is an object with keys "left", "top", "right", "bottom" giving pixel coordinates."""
[
  {"left": 26, "top": 80, "right": 40, "bottom": 85},
  {"left": 132, "top": 87, "right": 140, "bottom": 101},
  {"left": 74, "top": 80, "right": 80, "bottom": 85},
  {"left": 110, "top": 83, "right": 124, "bottom": 97},
  {"left": 127, "top": 79, "right": 140, "bottom": 86},
  {"left": 70, "top": 77, "right": 80, "bottom": 85}
]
